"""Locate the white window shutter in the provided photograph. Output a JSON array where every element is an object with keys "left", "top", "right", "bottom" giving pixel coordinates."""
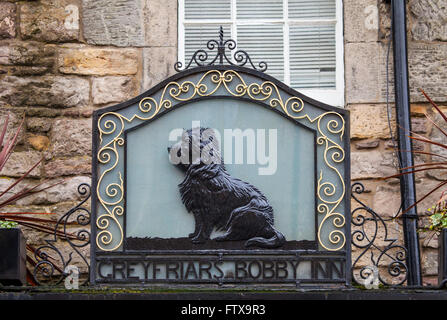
[
  {"left": 236, "top": 0, "right": 283, "bottom": 20},
  {"left": 185, "top": 0, "right": 231, "bottom": 20},
  {"left": 288, "top": 0, "right": 336, "bottom": 19},
  {"left": 237, "top": 25, "right": 284, "bottom": 81},
  {"left": 289, "top": 25, "right": 336, "bottom": 89},
  {"left": 182, "top": 0, "right": 339, "bottom": 94}
]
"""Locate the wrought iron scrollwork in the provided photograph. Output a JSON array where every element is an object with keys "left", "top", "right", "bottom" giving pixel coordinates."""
[
  {"left": 97, "top": 69, "right": 346, "bottom": 252},
  {"left": 351, "top": 182, "right": 408, "bottom": 287},
  {"left": 33, "top": 183, "right": 91, "bottom": 286},
  {"left": 174, "top": 26, "right": 268, "bottom": 72}
]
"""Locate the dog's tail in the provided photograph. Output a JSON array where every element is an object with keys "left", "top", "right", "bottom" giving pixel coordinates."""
[{"left": 245, "top": 227, "right": 286, "bottom": 249}]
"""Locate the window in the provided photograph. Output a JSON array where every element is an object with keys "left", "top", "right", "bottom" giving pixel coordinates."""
[{"left": 178, "top": 0, "right": 344, "bottom": 107}]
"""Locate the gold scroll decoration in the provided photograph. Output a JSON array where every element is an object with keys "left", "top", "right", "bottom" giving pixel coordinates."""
[{"left": 96, "top": 69, "right": 345, "bottom": 251}]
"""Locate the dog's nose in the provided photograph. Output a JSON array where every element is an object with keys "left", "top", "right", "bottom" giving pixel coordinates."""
[{"left": 167, "top": 146, "right": 171, "bottom": 153}]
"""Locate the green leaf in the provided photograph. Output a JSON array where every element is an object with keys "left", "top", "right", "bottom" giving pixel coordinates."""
[
  {"left": 431, "top": 213, "right": 443, "bottom": 225},
  {"left": 0, "top": 220, "right": 18, "bottom": 228}
]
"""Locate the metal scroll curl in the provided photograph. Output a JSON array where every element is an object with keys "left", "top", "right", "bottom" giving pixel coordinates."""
[
  {"left": 315, "top": 112, "right": 346, "bottom": 251},
  {"left": 175, "top": 27, "right": 268, "bottom": 72},
  {"left": 33, "top": 183, "right": 91, "bottom": 286},
  {"left": 351, "top": 182, "right": 408, "bottom": 286},
  {"left": 96, "top": 69, "right": 346, "bottom": 252}
]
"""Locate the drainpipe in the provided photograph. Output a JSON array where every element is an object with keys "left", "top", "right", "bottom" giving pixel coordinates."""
[{"left": 391, "top": 0, "right": 422, "bottom": 285}]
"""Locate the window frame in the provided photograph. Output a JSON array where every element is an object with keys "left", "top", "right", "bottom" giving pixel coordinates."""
[{"left": 178, "top": 0, "right": 344, "bottom": 107}]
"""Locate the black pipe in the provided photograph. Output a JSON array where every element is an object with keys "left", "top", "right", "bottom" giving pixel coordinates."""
[{"left": 391, "top": 0, "right": 422, "bottom": 285}]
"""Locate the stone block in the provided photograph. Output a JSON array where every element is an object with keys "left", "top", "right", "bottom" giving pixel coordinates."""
[
  {"left": 26, "top": 117, "right": 52, "bottom": 133},
  {"left": 8, "top": 66, "right": 49, "bottom": 76},
  {"left": 82, "top": 0, "right": 177, "bottom": 47},
  {"left": 372, "top": 184, "right": 402, "bottom": 218},
  {"left": 415, "top": 178, "right": 446, "bottom": 213},
  {"left": 143, "top": 0, "right": 177, "bottom": 47},
  {"left": 420, "top": 231, "right": 439, "bottom": 249},
  {"left": 343, "top": 0, "right": 379, "bottom": 43},
  {"left": 92, "top": 76, "right": 137, "bottom": 105},
  {"left": 351, "top": 150, "right": 398, "bottom": 180},
  {"left": 60, "top": 109, "right": 93, "bottom": 118},
  {"left": 49, "top": 118, "right": 92, "bottom": 158},
  {"left": 346, "top": 41, "right": 447, "bottom": 104},
  {"left": 409, "top": 0, "right": 447, "bottom": 41},
  {"left": 82, "top": 0, "right": 145, "bottom": 47},
  {"left": 44, "top": 157, "right": 91, "bottom": 178},
  {"left": 0, "top": 42, "right": 55, "bottom": 75},
  {"left": 378, "top": 0, "right": 392, "bottom": 40},
  {"left": 143, "top": 47, "right": 177, "bottom": 90},
  {"left": 411, "top": 104, "right": 429, "bottom": 117},
  {"left": 408, "top": 43, "right": 447, "bottom": 103},
  {"left": 421, "top": 248, "right": 438, "bottom": 276},
  {"left": 348, "top": 104, "right": 396, "bottom": 139},
  {"left": 411, "top": 117, "right": 427, "bottom": 134},
  {"left": 354, "top": 139, "right": 380, "bottom": 150},
  {"left": 345, "top": 42, "right": 392, "bottom": 104},
  {"left": 0, "top": 151, "right": 42, "bottom": 178},
  {"left": 7, "top": 43, "right": 56, "bottom": 67},
  {"left": 0, "top": 108, "right": 26, "bottom": 145},
  {"left": 41, "top": 176, "right": 91, "bottom": 204},
  {"left": 20, "top": 1, "right": 79, "bottom": 42},
  {"left": 0, "top": 2, "right": 16, "bottom": 39},
  {"left": 28, "top": 135, "right": 50, "bottom": 151},
  {"left": 0, "top": 76, "right": 89, "bottom": 108},
  {"left": 21, "top": 107, "right": 60, "bottom": 118},
  {"left": 0, "top": 177, "right": 18, "bottom": 201},
  {"left": 58, "top": 47, "right": 139, "bottom": 76},
  {"left": 428, "top": 111, "right": 447, "bottom": 181},
  {"left": 13, "top": 176, "right": 91, "bottom": 205},
  {"left": 0, "top": 46, "right": 9, "bottom": 65},
  {"left": 378, "top": 0, "right": 412, "bottom": 40}
]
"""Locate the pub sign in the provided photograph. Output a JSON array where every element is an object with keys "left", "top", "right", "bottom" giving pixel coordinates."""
[{"left": 91, "top": 31, "right": 350, "bottom": 287}]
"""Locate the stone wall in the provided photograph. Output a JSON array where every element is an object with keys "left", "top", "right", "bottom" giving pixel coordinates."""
[
  {"left": 347, "top": 0, "right": 447, "bottom": 286},
  {"left": 0, "top": 0, "right": 177, "bottom": 278},
  {"left": 0, "top": 0, "right": 446, "bottom": 286}
]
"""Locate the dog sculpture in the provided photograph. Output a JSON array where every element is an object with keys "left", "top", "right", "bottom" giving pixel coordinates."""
[{"left": 168, "top": 127, "right": 285, "bottom": 248}]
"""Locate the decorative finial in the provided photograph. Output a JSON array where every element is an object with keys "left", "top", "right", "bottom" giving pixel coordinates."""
[
  {"left": 174, "top": 26, "right": 268, "bottom": 73},
  {"left": 219, "top": 26, "right": 224, "bottom": 44}
]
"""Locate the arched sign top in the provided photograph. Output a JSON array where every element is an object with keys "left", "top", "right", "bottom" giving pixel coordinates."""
[
  {"left": 95, "top": 26, "right": 346, "bottom": 120},
  {"left": 91, "top": 40, "right": 350, "bottom": 287},
  {"left": 95, "top": 64, "right": 347, "bottom": 120}
]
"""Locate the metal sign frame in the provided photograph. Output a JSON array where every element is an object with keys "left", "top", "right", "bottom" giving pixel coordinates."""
[{"left": 90, "top": 30, "right": 351, "bottom": 287}]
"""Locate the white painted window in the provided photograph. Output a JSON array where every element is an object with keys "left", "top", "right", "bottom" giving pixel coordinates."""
[{"left": 178, "top": 0, "right": 344, "bottom": 107}]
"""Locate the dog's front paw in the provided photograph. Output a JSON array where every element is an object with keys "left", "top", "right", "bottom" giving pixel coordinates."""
[
  {"left": 188, "top": 232, "right": 197, "bottom": 238},
  {"left": 245, "top": 237, "right": 262, "bottom": 248}
]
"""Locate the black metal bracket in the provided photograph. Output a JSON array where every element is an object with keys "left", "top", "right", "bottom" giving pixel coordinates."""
[
  {"left": 351, "top": 182, "right": 408, "bottom": 287},
  {"left": 174, "top": 26, "right": 268, "bottom": 72},
  {"left": 33, "top": 183, "right": 91, "bottom": 286}
]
